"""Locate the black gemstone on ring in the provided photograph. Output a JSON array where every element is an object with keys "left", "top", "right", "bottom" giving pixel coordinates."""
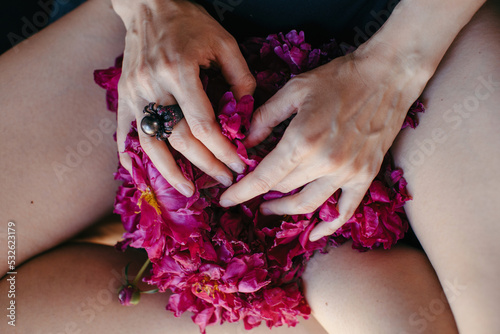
[
  {"left": 141, "top": 103, "right": 184, "bottom": 140},
  {"left": 140, "top": 116, "right": 160, "bottom": 136}
]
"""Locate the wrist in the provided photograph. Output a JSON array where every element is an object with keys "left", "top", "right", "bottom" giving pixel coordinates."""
[
  {"left": 353, "top": 0, "right": 486, "bottom": 96},
  {"left": 111, "top": 0, "right": 206, "bottom": 29},
  {"left": 110, "top": 0, "right": 143, "bottom": 27},
  {"left": 351, "top": 41, "right": 431, "bottom": 98},
  {"left": 111, "top": 0, "right": 169, "bottom": 28}
]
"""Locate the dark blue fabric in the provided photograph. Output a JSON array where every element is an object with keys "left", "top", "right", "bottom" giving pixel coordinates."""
[
  {"left": 49, "top": 0, "right": 87, "bottom": 23},
  {"left": 195, "top": 0, "right": 398, "bottom": 44},
  {"left": 50, "top": 0, "right": 397, "bottom": 43}
]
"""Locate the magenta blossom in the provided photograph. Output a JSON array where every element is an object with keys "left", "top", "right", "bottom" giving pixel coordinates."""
[{"left": 94, "top": 30, "right": 423, "bottom": 333}]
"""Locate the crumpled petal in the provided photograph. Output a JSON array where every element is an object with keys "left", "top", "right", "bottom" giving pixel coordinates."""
[{"left": 94, "top": 29, "right": 421, "bottom": 334}]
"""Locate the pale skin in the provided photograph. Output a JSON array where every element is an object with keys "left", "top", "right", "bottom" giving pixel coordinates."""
[
  {"left": 0, "top": 0, "right": 499, "bottom": 333},
  {"left": 220, "top": 0, "right": 489, "bottom": 241},
  {"left": 113, "top": 0, "right": 256, "bottom": 196}
]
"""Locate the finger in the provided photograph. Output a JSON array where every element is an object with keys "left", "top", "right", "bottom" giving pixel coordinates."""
[
  {"left": 309, "top": 183, "right": 369, "bottom": 242},
  {"left": 271, "top": 161, "right": 332, "bottom": 194},
  {"left": 219, "top": 140, "right": 299, "bottom": 207},
  {"left": 168, "top": 120, "right": 234, "bottom": 187},
  {"left": 138, "top": 131, "right": 195, "bottom": 197},
  {"left": 168, "top": 70, "right": 246, "bottom": 174},
  {"left": 216, "top": 40, "right": 256, "bottom": 100},
  {"left": 243, "top": 85, "right": 300, "bottom": 148},
  {"left": 260, "top": 176, "right": 338, "bottom": 216},
  {"left": 116, "top": 98, "right": 136, "bottom": 173}
]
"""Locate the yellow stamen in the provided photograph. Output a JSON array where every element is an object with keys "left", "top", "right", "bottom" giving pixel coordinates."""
[
  {"left": 193, "top": 276, "right": 224, "bottom": 299},
  {"left": 138, "top": 187, "right": 161, "bottom": 215}
]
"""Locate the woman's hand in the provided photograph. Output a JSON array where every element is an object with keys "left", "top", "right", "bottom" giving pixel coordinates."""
[
  {"left": 111, "top": 0, "right": 256, "bottom": 196},
  {"left": 220, "top": 45, "right": 428, "bottom": 241}
]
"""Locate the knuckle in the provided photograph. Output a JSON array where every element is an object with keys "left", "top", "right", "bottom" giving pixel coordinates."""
[
  {"left": 190, "top": 120, "right": 215, "bottom": 140},
  {"left": 240, "top": 72, "right": 257, "bottom": 92},
  {"left": 273, "top": 182, "right": 292, "bottom": 194},
  {"left": 168, "top": 133, "right": 189, "bottom": 152},
  {"left": 286, "top": 75, "right": 301, "bottom": 88},
  {"left": 299, "top": 135, "right": 317, "bottom": 154},
  {"left": 220, "top": 33, "right": 238, "bottom": 48},
  {"left": 326, "top": 147, "right": 347, "bottom": 168},
  {"left": 161, "top": 58, "right": 183, "bottom": 79},
  {"left": 288, "top": 143, "right": 308, "bottom": 165},
  {"left": 227, "top": 190, "right": 244, "bottom": 204},
  {"left": 296, "top": 200, "right": 319, "bottom": 214},
  {"left": 214, "top": 149, "right": 232, "bottom": 163},
  {"left": 252, "top": 107, "right": 267, "bottom": 126},
  {"left": 286, "top": 75, "right": 308, "bottom": 94},
  {"left": 251, "top": 175, "right": 274, "bottom": 194}
]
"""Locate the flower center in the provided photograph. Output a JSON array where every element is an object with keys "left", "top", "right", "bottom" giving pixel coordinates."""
[
  {"left": 193, "top": 276, "right": 225, "bottom": 299},
  {"left": 139, "top": 187, "right": 161, "bottom": 215}
]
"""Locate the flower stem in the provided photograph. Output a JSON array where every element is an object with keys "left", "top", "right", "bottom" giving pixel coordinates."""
[{"left": 132, "top": 258, "right": 151, "bottom": 286}]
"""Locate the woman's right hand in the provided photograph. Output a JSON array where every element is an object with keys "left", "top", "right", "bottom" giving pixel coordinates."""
[{"left": 111, "top": 0, "right": 256, "bottom": 196}]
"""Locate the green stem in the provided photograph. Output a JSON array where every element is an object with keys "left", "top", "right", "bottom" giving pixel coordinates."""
[
  {"left": 132, "top": 259, "right": 151, "bottom": 286},
  {"left": 141, "top": 288, "right": 159, "bottom": 294}
]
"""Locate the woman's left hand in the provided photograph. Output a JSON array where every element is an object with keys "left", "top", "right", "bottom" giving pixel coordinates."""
[{"left": 220, "top": 46, "right": 428, "bottom": 241}]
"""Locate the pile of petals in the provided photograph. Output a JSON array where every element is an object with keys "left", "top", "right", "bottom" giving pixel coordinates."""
[{"left": 94, "top": 30, "right": 423, "bottom": 333}]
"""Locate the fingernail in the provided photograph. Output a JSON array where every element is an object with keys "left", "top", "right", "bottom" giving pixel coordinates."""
[
  {"left": 229, "top": 163, "right": 246, "bottom": 174},
  {"left": 309, "top": 230, "right": 324, "bottom": 242},
  {"left": 220, "top": 199, "right": 235, "bottom": 207},
  {"left": 215, "top": 175, "right": 232, "bottom": 187},
  {"left": 176, "top": 183, "right": 194, "bottom": 197},
  {"left": 260, "top": 207, "right": 273, "bottom": 215}
]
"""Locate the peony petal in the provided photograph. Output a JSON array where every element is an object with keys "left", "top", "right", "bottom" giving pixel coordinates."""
[{"left": 94, "top": 29, "right": 420, "bottom": 333}]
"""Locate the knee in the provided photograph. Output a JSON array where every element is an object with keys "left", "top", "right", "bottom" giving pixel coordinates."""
[{"left": 302, "top": 243, "right": 457, "bottom": 333}]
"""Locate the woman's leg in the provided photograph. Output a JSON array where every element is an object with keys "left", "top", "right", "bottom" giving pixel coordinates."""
[
  {"left": 0, "top": 0, "right": 125, "bottom": 274},
  {"left": 0, "top": 243, "right": 328, "bottom": 334},
  {"left": 1, "top": 241, "right": 454, "bottom": 334},
  {"left": 392, "top": 1, "right": 500, "bottom": 332},
  {"left": 303, "top": 242, "right": 457, "bottom": 333}
]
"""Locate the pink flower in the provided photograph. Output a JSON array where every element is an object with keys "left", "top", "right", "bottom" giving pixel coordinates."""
[
  {"left": 94, "top": 29, "right": 421, "bottom": 333},
  {"left": 402, "top": 100, "right": 425, "bottom": 129},
  {"left": 94, "top": 56, "right": 122, "bottom": 112}
]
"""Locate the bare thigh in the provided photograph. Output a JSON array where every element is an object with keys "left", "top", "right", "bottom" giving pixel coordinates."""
[
  {"left": 303, "top": 242, "right": 457, "bottom": 334},
  {"left": 0, "top": 0, "right": 125, "bottom": 274},
  {"left": 392, "top": 1, "right": 500, "bottom": 332},
  {"left": 0, "top": 243, "right": 327, "bottom": 334}
]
